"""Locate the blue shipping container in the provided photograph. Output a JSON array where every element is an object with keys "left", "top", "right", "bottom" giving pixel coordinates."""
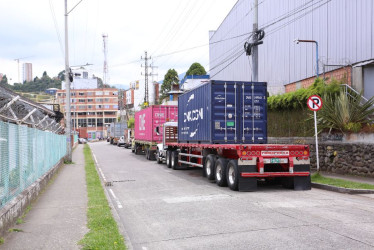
[{"left": 178, "top": 80, "right": 267, "bottom": 144}]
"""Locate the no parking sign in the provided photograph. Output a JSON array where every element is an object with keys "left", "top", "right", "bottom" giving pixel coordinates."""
[
  {"left": 307, "top": 95, "right": 323, "bottom": 172},
  {"left": 307, "top": 95, "right": 323, "bottom": 111}
]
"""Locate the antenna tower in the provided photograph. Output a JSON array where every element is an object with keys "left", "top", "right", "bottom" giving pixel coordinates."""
[
  {"left": 141, "top": 51, "right": 151, "bottom": 105},
  {"left": 102, "top": 34, "right": 109, "bottom": 85}
]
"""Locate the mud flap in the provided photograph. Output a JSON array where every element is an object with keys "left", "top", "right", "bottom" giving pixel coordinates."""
[
  {"left": 293, "top": 176, "right": 311, "bottom": 190},
  {"left": 293, "top": 164, "right": 311, "bottom": 191},
  {"left": 238, "top": 165, "right": 257, "bottom": 192}
]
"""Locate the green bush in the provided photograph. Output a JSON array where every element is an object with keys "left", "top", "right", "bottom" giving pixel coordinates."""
[
  {"left": 268, "top": 78, "right": 342, "bottom": 111},
  {"left": 344, "top": 122, "right": 362, "bottom": 133}
]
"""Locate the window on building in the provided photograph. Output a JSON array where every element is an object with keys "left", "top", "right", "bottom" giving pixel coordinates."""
[
  {"left": 79, "top": 99, "right": 85, "bottom": 103},
  {"left": 87, "top": 92, "right": 94, "bottom": 96},
  {"left": 96, "top": 98, "right": 103, "bottom": 102},
  {"left": 87, "top": 99, "right": 93, "bottom": 102},
  {"left": 79, "top": 92, "right": 84, "bottom": 96},
  {"left": 78, "top": 112, "right": 87, "bottom": 115},
  {"left": 71, "top": 92, "right": 76, "bottom": 96},
  {"left": 96, "top": 105, "right": 102, "bottom": 109},
  {"left": 104, "top": 98, "right": 109, "bottom": 102},
  {"left": 88, "top": 105, "right": 92, "bottom": 109},
  {"left": 104, "top": 111, "right": 116, "bottom": 115},
  {"left": 87, "top": 118, "right": 95, "bottom": 127},
  {"left": 113, "top": 91, "right": 118, "bottom": 96},
  {"left": 113, "top": 105, "right": 118, "bottom": 109},
  {"left": 105, "top": 118, "right": 116, "bottom": 123},
  {"left": 97, "top": 118, "right": 103, "bottom": 127},
  {"left": 97, "top": 112, "right": 103, "bottom": 115},
  {"left": 78, "top": 119, "right": 87, "bottom": 127},
  {"left": 79, "top": 105, "right": 86, "bottom": 109},
  {"left": 96, "top": 91, "right": 103, "bottom": 95},
  {"left": 104, "top": 105, "right": 110, "bottom": 109},
  {"left": 104, "top": 91, "right": 109, "bottom": 95},
  {"left": 83, "top": 71, "right": 88, "bottom": 79}
]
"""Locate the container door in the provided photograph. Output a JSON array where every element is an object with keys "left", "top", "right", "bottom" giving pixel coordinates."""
[
  {"left": 240, "top": 82, "right": 267, "bottom": 144},
  {"left": 211, "top": 82, "right": 239, "bottom": 143}
]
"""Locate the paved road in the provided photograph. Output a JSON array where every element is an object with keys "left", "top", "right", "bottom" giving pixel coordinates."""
[{"left": 90, "top": 141, "right": 374, "bottom": 250}]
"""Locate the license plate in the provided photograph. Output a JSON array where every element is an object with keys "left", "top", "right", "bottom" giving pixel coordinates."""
[{"left": 271, "top": 158, "right": 280, "bottom": 163}]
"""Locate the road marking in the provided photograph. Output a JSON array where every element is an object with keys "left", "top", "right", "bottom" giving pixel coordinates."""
[
  {"left": 163, "top": 194, "right": 230, "bottom": 204},
  {"left": 109, "top": 188, "right": 123, "bottom": 209},
  {"left": 98, "top": 167, "right": 107, "bottom": 182},
  {"left": 93, "top": 153, "right": 98, "bottom": 165}
]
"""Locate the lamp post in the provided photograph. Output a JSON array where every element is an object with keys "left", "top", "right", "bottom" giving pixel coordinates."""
[{"left": 294, "top": 39, "right": 319, "bottom": 78}]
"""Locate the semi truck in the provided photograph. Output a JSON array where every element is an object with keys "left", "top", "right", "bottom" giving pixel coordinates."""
[
  {"left": 153, "top": 80, "right": 311, "bottom": 191},
  {"left": 108, "top": 122, "right": 127, "bottom": 145},
  {"left": 133, "top": 105, "right": 178, "bottom": 160}
]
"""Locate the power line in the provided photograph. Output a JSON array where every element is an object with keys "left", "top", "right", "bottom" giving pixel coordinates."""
[{"left": 48, "top": 0, "right": 64, "bottom": 60}]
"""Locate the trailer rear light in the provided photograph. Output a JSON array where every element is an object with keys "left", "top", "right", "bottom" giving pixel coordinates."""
[
  {"left": 304, "top": 150, "right": 308, "bottom": 155},
  {"left": 242, "top": 151, "right": 247, "bottom": 156}
]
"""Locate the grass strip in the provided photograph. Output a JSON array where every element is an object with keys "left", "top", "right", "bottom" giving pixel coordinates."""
[
  {"left": 79, "top": 144, "right": 126, "bottom": 250},
  {"left": 312, "top": 173, "right": 374, "bottom": 190}
]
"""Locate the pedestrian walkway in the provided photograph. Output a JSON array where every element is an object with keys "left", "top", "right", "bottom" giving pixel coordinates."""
[{"left": 2, "top": 145, "right": 88, "bottom": 249}]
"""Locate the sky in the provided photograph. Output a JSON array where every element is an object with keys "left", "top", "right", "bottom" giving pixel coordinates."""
[{"left": 0, "top": 0, "right": 237, "bottom": 88}]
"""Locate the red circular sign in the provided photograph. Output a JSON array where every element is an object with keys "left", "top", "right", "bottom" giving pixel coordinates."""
[{"left": 307, "top": 95, "right": 323, "bottom": 111}]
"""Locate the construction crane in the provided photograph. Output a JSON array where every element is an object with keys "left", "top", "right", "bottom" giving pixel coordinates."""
[{"left": 14, "top": 56, "right": 34, "bottom": 83}]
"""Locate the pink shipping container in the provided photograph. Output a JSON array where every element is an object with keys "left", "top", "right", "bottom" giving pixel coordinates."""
[{"left": 134, "top": 105, "right": 178, "bottom": 143}]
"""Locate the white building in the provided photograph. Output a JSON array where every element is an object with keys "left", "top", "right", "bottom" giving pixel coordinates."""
[
  {"left": 22, "top": 63, "right": 32, "bottom": 82},
  {"left": 62, "top": 70, "right": 98, "bottom": 90}
]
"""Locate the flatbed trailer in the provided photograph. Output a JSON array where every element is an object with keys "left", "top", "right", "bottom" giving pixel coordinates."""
[
  {"left": 166, "top": 142, "right": 310, "bottom": 191},
  {"left": 156, "top": 124, "right": 311, "bottom": 191}
]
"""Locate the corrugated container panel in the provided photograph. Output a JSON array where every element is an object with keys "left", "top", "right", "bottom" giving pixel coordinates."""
[
  {"left": 135, "top": 105, "right": 178, "bottom": 143},
  {"left": 178, "top": 81, "right": 267, "bottom": 144},
  {"left": 209, "top": 0, "right": 373, "bottom": 93}
]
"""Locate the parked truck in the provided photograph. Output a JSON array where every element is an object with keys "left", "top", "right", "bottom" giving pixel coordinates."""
[
  {"left": 108, "top": 122, "right": 127, "bottom": 145},
  {"left": 133, "top": 105, "right": 178, "bottom": 160},
  {"left": 154, "top": 80, "right": 311, "bottom": 191}
]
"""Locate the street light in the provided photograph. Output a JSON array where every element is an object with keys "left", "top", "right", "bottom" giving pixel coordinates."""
[{"left": 294, "top": 39, "right": 319, "bottom": 78}]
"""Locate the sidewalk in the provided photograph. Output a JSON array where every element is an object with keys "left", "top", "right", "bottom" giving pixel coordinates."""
[{"left": 2, "top": 145, "right": 88, "bottom": 249}]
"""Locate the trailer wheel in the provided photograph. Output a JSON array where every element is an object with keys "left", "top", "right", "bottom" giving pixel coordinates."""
[
  {"left": 166, "top": 150, "right": 172, "bottom": 168},
  {"left": 156, "top": 150, "right": 162, "bottom": 164},
  {"left": 171, "top": 151, "right": 179, "bottom": 170},
  {"left": 145, "top": 148, "right": 149, "bottom": 159},
  {"left": 135, "top": 145, "right": 141, "bottom": 155},
  {"left": 226, "top": 160, "right": 239, "bottom": 191},
  {"left": 204, "top": 154, "right": 216, "bottom": 180},
  {"left": 215, "top": 158, "right": 228, "bottom": 187},
  {"left": 149, "top": 150, "right": 156, "bottom": 161}
]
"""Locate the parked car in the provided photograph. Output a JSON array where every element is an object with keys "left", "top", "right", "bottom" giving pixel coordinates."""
[
  {"left": 78, "top": 138, "right": 87, "bottom": 144},
  {"left": 117, "top": 136, "right": 125, "bottom": 147}
]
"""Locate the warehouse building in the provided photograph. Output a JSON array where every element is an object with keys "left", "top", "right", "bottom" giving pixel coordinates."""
[{"left": 209, "top": 0, "right": 374, "bottom": 99}]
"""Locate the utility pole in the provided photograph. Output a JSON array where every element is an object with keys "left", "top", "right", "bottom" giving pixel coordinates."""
[
  {"left": 103, "top": 34, "right": 109, "bottom": 86},
  {"left": 252, "top": 0, "right": 258, "bottom": 81},
  {"left": 149, "top": 59, "right": 158, "bottom": 104},
  {"left": 64, "top": 0, "right": 72, "bottom": 161},
  {"left": 141, "top": 51, "right": 151, "bottom": 106}
]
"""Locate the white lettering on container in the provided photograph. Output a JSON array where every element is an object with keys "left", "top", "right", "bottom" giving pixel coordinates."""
[{"left": 183, "top": 108, "right": 203, "bottom": 122}]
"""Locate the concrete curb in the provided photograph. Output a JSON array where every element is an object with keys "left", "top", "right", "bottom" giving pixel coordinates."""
[
  {"left": 312, "top": 182, "right": 374, "bottom": 194},
  {"left": 0, "top": 158, "right": 65, "bottom": 237}
]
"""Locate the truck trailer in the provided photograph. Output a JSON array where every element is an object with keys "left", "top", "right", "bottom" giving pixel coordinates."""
[
  {"left": 155, "top": 80, "right": 311, "bottom": 191},
  {"left": 133, "top": 105, "right": 178, "bottom": 160},
  {"left": 108, "top": 122, "right": 127, "bottom": 145}
]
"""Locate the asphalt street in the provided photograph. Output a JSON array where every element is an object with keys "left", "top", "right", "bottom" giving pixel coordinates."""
[{"left": 90, "top": 141, "right": 374, "bottom": 250}]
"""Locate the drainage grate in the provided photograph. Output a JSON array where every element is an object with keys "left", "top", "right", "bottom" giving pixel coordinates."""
[{"left": 105, "top": 180, "right": 136, "bottom": 186}]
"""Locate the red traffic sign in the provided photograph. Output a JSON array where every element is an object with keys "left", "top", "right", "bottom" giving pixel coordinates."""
[{"left": 307, "top": 95, "right": 323, "bottom": 111}]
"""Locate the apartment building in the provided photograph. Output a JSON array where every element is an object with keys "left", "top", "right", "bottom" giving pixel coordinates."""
[{"left": 56, "top": 88, "right": 118, "bottom": 140}]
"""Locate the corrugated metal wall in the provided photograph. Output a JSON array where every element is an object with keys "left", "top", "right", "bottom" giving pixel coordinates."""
[{"left": 209, "top": 0, "right": 374, "bottom": 94}]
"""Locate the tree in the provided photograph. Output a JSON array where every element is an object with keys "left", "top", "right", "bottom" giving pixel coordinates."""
[
  {"left": 0, "top": 74, "right": 8, "bottom": 85},
  {"left": 160, "top": 69, "right": 179, "bottom": 100},
  {"left": 57, "top": 70, "right": 65, "bottom": 81},
  {"left": 186, "top": 62, "right": 206, "bottom": 76}
]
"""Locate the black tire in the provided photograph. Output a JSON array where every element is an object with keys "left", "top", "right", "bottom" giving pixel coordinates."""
[
  {"left": 226, "top": 160, "right": 239, "bottom": 191},
  {"left": 215, "top": 158, "right": 228, "bottom": 187},
  {"left": 166, "top": 150, "right": 172, "bottom": 168},
  {"left": 135, "top": 145, "right": 141, "bottom": 155},
  {"left": 171, "top": 151, "right": 179, "bottom": 170},
  {"left": 149, "top": 150, "right": 156, "bottom": 161},
  {"left": 156, "top": 150, "right": 162, "bottom": 164},
  {"left": 145, "top": 148, "right": 149, "bottom": 159},
  {"left": 204, "top": 154, "right": 216, "bottom": 180}
]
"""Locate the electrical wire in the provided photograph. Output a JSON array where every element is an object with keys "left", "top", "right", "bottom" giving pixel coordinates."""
[{"left": 48, "top": 0, "right": 64, "bottom": 60}]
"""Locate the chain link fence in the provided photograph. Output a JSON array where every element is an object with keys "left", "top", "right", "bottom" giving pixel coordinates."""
[{"left": 0, "top": 121, "right": 67, "bottom": 208}]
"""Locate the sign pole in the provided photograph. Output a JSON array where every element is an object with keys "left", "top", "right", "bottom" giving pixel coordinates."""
[{"left": 314, "top": 110, "right": 320, "bottom": 172}]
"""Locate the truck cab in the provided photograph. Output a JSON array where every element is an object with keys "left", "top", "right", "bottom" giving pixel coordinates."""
[{"left": 156, "top": 122, "right": 178, "bottom": 164}]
